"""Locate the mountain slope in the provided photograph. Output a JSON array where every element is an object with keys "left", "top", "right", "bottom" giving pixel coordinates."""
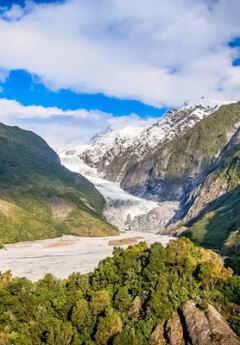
[
  {"left": 62, "top": 100, "right": 234, "bottom": 182},
  {"left": 0, "top": 122, "right": 117, "bottom": 245},
  {"left": 184, "top": 140, "right": 240, "bottom": 252},
  {"left": 121, "top": 102, "right": 240, "bottom": 201},
  {"left": 60, "top": 100, "right": 240, "bottom": 253}
]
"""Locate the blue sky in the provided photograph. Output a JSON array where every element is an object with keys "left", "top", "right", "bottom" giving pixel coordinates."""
[
  {"left": 0, "top": 69, "right": 166, "bottom": 117},
  {"left": 0, "top": 0, "right": 239, "bottom": 146}
]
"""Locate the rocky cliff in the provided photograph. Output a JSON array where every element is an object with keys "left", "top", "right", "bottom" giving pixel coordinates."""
[
  {"left": 149, "top": 302, "right": 240, "bottom": 345},
  {"left": 121, "top": 103, "right": 240, "bottom": 202},
  {"left": 60, "top": 101, "right": 240, "bottom": 251}
]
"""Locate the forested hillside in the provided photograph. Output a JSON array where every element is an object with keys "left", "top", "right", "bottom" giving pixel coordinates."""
[
  {"left": 0, "top": 122, "right": 117, "bottom": 246},
  {"left": 0, "top": 238, "right": 239, "bottom": 344}
]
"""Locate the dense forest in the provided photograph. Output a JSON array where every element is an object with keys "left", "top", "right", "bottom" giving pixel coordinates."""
[{"left": 0, "top": 238, "right": 239, "bottom": 344}]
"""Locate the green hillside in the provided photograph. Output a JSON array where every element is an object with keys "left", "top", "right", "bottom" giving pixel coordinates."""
[
  {"left": 186, "top": 136, "right": 240, "bottom": 251},
  {"left": 187, "top": 186, "right": 240, "bottom": 250},
  {"left": 0, "top": 123, "right": 118, "bottom": 245}
]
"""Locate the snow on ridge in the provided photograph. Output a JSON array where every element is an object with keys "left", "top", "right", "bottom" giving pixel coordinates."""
[
  {"left": 123, "top": 99, "right": 234, "bottom": 156},
  {"left": 59, "top": 99, "right": 237, "bottom": 172}
]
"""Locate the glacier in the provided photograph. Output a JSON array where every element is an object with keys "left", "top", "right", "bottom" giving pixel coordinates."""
[{"left": 60, "top": 153, "right": 179, "bottom": 232}]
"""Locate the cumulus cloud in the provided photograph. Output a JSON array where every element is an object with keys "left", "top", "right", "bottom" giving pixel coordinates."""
[
  {"left": 0, "top": 0, "right": 239, "bottom": 107},
  {"left": 0, "top": 98, "right": 158, "bottom": 147}
]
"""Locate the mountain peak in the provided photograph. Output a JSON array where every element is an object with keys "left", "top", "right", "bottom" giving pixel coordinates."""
[{"left": 60, "top": 100, "right": 237, "bottom": 181}]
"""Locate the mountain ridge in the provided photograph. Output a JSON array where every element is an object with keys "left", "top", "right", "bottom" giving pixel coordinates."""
[{"left": 60, "top": 100, "right": 240, "bottom": 254}]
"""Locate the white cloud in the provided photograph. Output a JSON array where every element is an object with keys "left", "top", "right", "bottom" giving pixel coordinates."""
[
  {"left": 0, "top": 98, "right": 158, "bottom": 147},
  {"left": 0, "top": 0, "right": 239, "bottom": 107},
  {"left": 2, "top": 4, "right": 25, "bottom": 21}
]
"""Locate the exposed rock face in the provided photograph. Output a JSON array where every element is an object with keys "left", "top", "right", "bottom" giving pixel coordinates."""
[
  {"left": 121, "top": 103, "right": 240, "bottom": 204},
  {"left": 182, "top": 301, "right": 215, "bottom": 345},
  {"left": 165, "top": 313, "right": 185, "bottom": 345},
  {"left": 148, "top": 302, "right": 240, "bottom": 345},
  {"left": 129, "top": 296, "right": 142, "bottom": 319},
  {"left": 181, "top": 124, "right": 240, "bottom": 225},
  {"left": 149, "top": 323, "right": 166, "bottom": 345},
  {"left": 60, "top": 102, "right": 240, "bottom": 246},
  {"left": 182, "top": 301, "right": 240, "bottom": 345}
]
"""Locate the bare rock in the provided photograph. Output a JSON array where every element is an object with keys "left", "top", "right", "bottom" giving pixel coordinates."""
[
  {"left": 182, "top": 301, "right": 240, "bottom": 345},
  {"left": 206, "top": 304, "right": 240, "bottom": 345},
  {"left": 149, "top": 323, "right": 166, "bottom": 345},
  {"left": 165, "top": 312, "right": 185, "bottom": 345},
  {"left": 129, "top": 296, "right": 142, "bottom": 319},
  {"left": 182, "top": 301, "right": 211, "bottom": 345}
]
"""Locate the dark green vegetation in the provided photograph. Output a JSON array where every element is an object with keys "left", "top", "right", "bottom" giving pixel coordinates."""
[
  {"left": 0, "top": 122, "right": 117, "bottom": 246},
  {"left": 225, "top": 253, "right": 240, "bottom": 275},
  {"left": 0, "top": 238, "right": 239, "bottom": 344},
  {"left": 186, "top": 127, "right": 240, "bottom": 252},
  {"left": 188, "top": 187, "right": 240, "bottom": 250}
]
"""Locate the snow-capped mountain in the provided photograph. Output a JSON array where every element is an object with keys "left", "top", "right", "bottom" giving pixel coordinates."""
[
  {"left": 60, "top": 125, "right": 145, "bottom": 177},
  {"left": 60, "top": 99, "right": 234, "bottom": 181},
  {"left": 58, "top": 99, "right": 238, "bottom": 234}
]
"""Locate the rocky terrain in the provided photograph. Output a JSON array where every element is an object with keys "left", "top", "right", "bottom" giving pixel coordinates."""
[
  {"left": 149, "top": 302, "right": 240, "bottom": 345},
  {"left": 60, "top": 100, "right": 240, "bottom": 253}
]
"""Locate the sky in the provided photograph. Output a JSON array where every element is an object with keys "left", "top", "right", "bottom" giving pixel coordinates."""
[{"left": 0, "top": 0, "right": 240, "bottom": 146}]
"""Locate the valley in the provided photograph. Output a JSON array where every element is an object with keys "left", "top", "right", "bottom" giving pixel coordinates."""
[
  {"left": 0, "top": 232, "right": 172, "bottom": 281},
  {"left": 59, "top": 100, "right": 240, "bottom": 256},
  {"left": 0, "top": 100, "right": 240, "bottom": 345}
]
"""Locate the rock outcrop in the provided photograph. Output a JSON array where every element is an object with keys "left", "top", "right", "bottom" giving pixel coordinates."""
[
  {"left": 149, "top": 323, "right": 166, "bottom": 345},
  {"left": 129, "top": 296, "right": 142, "bottom": 319},
  {"left": 165, "top": 313, "right": 185, "bottom": 345},
  {"left": 182, "top": 301, "right": 240, "bottom": 345},
  {"left": 148, "top": 302, "right": 240, "bottom": 345}
]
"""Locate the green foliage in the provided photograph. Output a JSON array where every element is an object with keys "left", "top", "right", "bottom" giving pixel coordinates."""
[
  {"left": 187, "top": 143, "right": 240, "bottom": 250},
  {"left": 0, "top": 239, "right": 238, "bottom": 344},
  {"left": 95, "top": 309, "right": 122, "bottom": 344},
  {"left": 0, "top": 122, "right": 118, "bottom": 245},
  {"left": 224, "top": 276, "right": 240, "bottom": 304},
  {"left": 114, "top": 286, "right": 132, "bottom": 311},
  {"left": 225, "top": 253, "right": 240, "bottom": 275},
  {"left": 188, "top": 186, "right": 240, "bottom": 250},
  {"left": 113, "top": 331, "right": 139, "bottom": 345}
]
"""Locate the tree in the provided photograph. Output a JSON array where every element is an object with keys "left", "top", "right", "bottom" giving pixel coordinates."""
[
  {"left": 71, "top": 299, "right": 93, "bottom": 336},
  {"left": 95, "top": 309, "right": 122, "bottom": 345},
  {"left": 91, "top": 290, "right": 110, "bottom": 315}
]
